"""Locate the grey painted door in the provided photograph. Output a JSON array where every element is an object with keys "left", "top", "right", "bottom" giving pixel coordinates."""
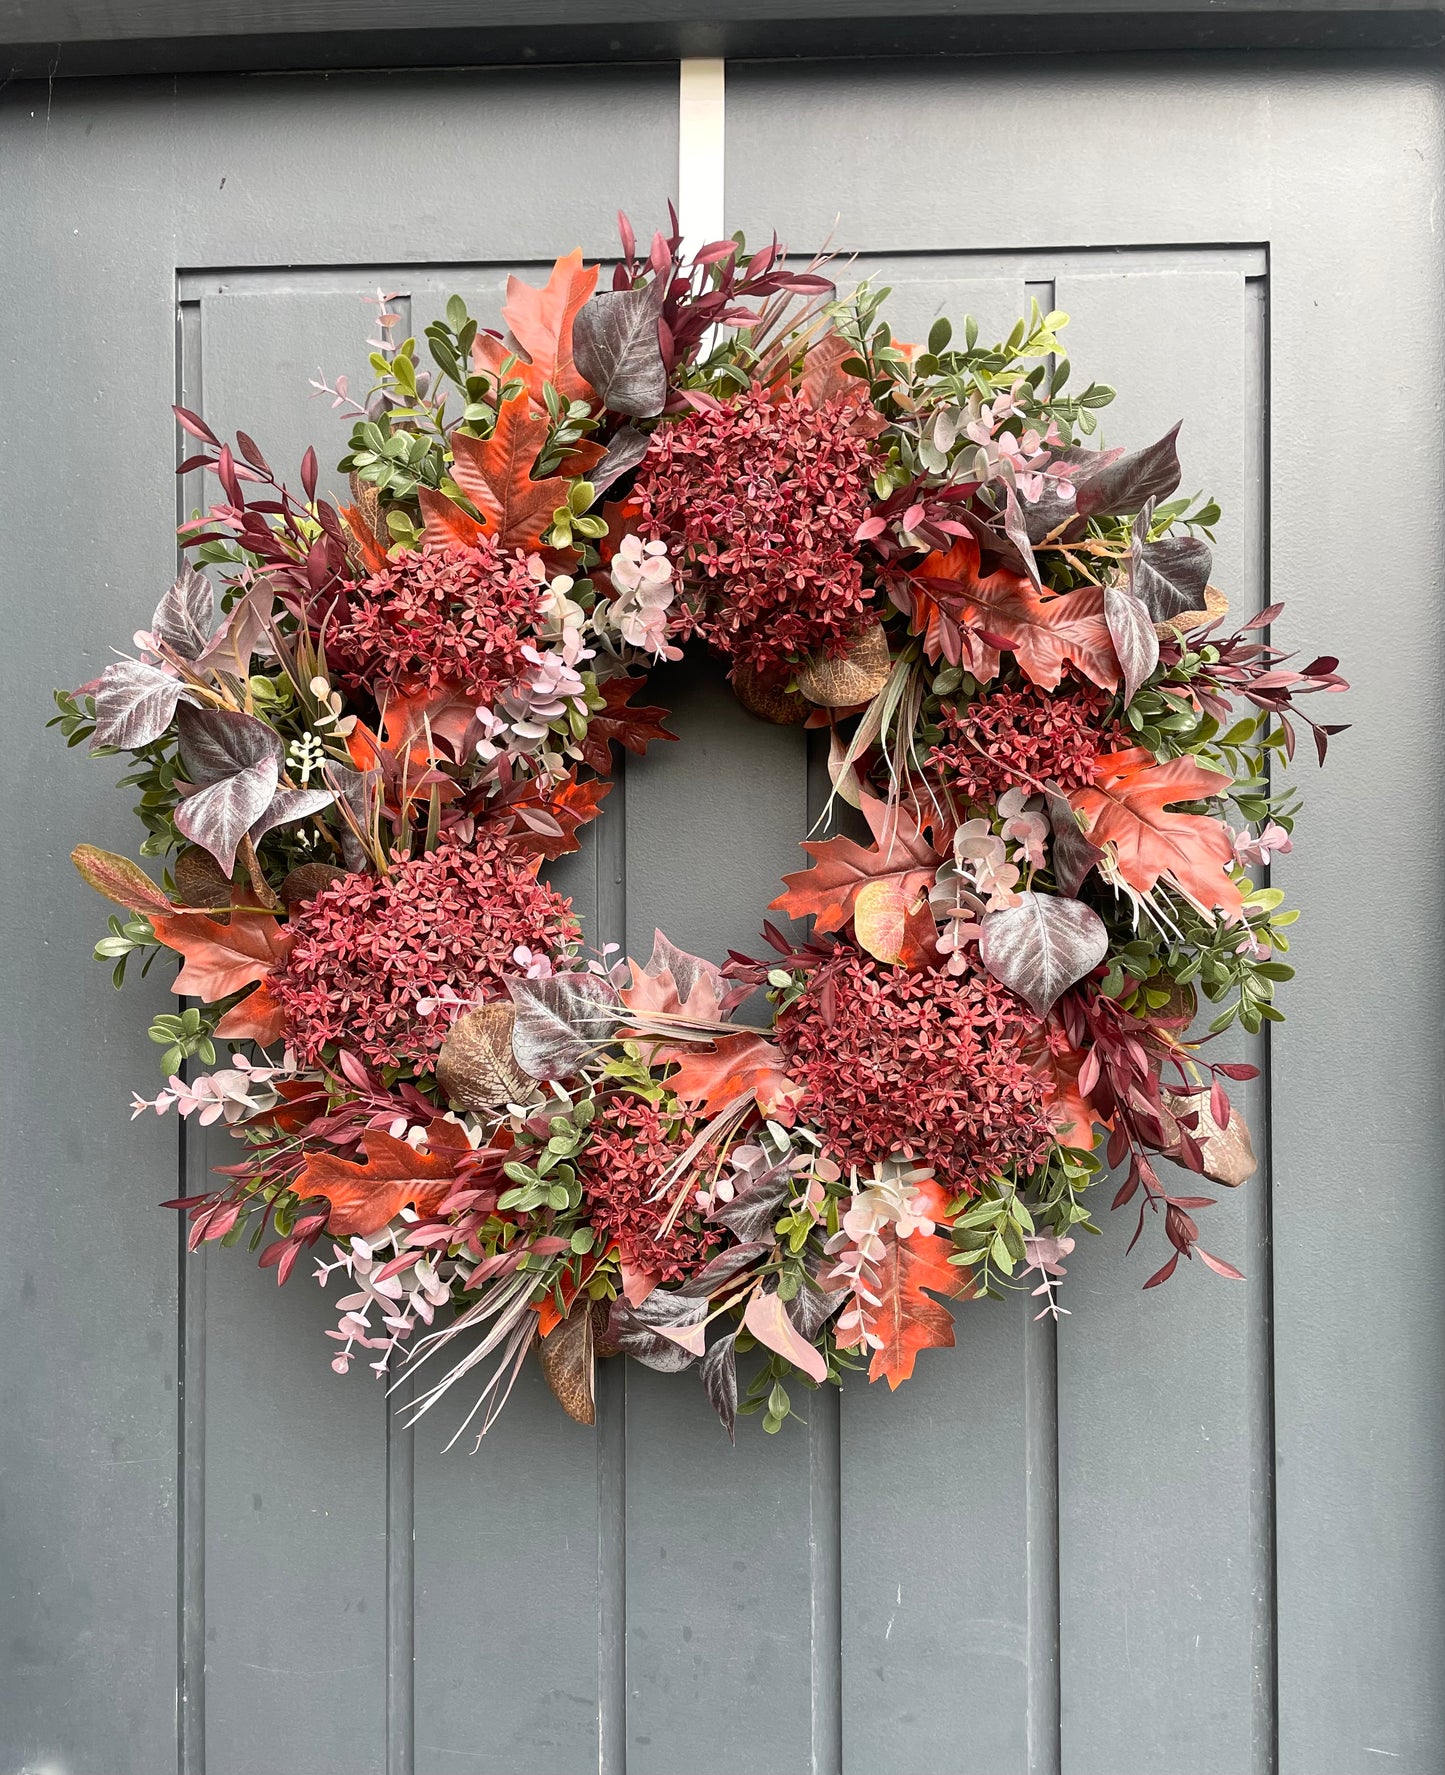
[{"left": 4, "top": 53, "right": 1441, "bottom": 1775}]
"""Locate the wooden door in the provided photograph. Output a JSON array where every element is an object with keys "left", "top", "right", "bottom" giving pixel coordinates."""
[{"left": 3, "top": 52, "right": 1441, "bottom": 1775}]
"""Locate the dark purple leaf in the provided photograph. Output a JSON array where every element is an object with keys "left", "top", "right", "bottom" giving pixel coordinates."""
[
  {"left": 1131, "top": 533, "right": 1213, "bottom": 622},
  {"left": 786, "top": 1274, "right": 846, "bottom": 1342},
  {"left": 322, "top": 759, "right": 379, "bottom": 871},
  {"left": 709, "top": 1164, "right": 791, "bottom": 1243},
  {"left": 248, "top": 785, "right": 336, "bottom": 845},
  {"left": 589, "top": 425, "right": 653, "bottom": 497},
  {"left": 573, "top": 286, "right": 668, "bottom": 418},
  {"left": 980, "top": 891, "right": 1109, "bottom": 1017},
  {"left": 150, "top": 564, "right": 214, "bottom": 660},
  {"left": 174, "top": 755, "right": 279, "bottom": 875},
  {"left": 1043, "top": 784, "right": 1106, "bottom": 898},
  {"left": 1002, "top": 486, "right": 1040, "bottom": 587},
  {"left": 506, "top": 973, "right": 621, "bottom": 1080},
  {"left": 1103, "top": 581, "right": 1160, "bottom": 704},
  {"left": 700, "top": 1332, "right": 738, "bottom": 1441},
  {"left": 670, "top": 1242, "right": 770, "bottom": 1302},
  {"left": 1076, "top": 422, "right": 1183, "bottom": 519},
  {"left": 176, "top": 704, "right": 283, "bottom": 785},
  {"left": 91, "top": 658, "right": 192, "bottom": 750},
  {"left": 607, "top": 1290, "right": 705, "bottom": 1372}
]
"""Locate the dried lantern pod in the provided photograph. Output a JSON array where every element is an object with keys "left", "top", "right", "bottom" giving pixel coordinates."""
[
  {"left": 435, "top": 1002, "right": 533, "bottom": 1113},
  {"left": 731, "top": 660, "right": 808, "bottom": 725},
  {"left": 1161, "top": 1085, "right": 1258, "bottom": 1187},
  {"left": 795, "top": 621, "right": 891, "bottom": 708}
]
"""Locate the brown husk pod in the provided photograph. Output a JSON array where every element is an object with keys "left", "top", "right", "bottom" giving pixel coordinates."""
[
  {"left": 732, "top": 660, "right": 808, "bottom": 725},
  {"left": 1154, "top": 584, "right": 1229, "bottom": 640},
  {"left": 279, "top": 862, "right": 349, "bottom": 908},
  {"left": 539, "top": 1297, "right": 605, "bottom": 1426},
  {"left": 1160, "top": 1086, "right": 1257, "bottom": 1187},
  {"left": 795, "top": 621, "right": 892, "bottom": 708},
  {"left": 174, "top": 847, "right": 235, "bottom": 915},
  {"left": 435, "top": 1002, "right": 533, "bottom": 1113}
]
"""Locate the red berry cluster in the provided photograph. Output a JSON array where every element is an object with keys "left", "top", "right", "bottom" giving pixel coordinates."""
[
  {"left": 629, "top": 387, "right": 881, "bottom": 681},
  {"left": 579, "top": 1095, "right": 721, "bottom": 1284},
  {"left": 928, "top": 679, "right": 1121, "bottom": 802}
]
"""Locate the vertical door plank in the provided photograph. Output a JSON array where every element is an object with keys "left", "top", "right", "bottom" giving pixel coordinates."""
[
  {"left": 621, "top": 665, "right": 818, "bottom": 1774},
  {"left": 401, "top": 268, "right": 606, "bottom": 1775},
  {"left": 1052, "top": 266, "right": 1271, "bottom": 1775},
  {"left": 1, "top": 78, "right": 194, "bottom": 1775},
  {"left": 197, "top": 290, "right": 393, "bottom": 1775},
  {"left": 824, "top": 270, "right": 1056, "bottom": 1775}
]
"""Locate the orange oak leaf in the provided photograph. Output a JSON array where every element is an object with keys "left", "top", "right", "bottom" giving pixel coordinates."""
[
  {"left": 472, "top": 250, "right": 599, "bottom": 406},
  {"left": 1027, "top": 1033, "right": 1109, "bottom": 1147},
  {"left": 340, "top": 504, "right": 391, "bottom": 573},
  {"left": 416, "top": 485, "right": 487, "bottom": 549},
  {"left": 494, "top": 771, "right": 612, "bottom": 860},
  {"left": 916, "top": 537, "right": 1119, "bottom": 692},
  {"left": 1068, "top": 746, "right": 1241, "bottom": 915},
  {"left": 291, "top": 1123, "right": 472, "bottom": 1239},
  {"left": 448, "top": 391, "right": 573, "bottom": 551},
  {"left": 150, "top": 909, "right": 293, "bottom": 1003},
  {"left": 214, "top": 975, "right": 287, "bottom": 1045},
  {"left": 650, "top": 1031, "right": 793, "bottom": 1116},
  {"left": 577, "top": 676, "right": 676, "bottom": 774},
  {"left": 771, "top": 792, "right": 942, "bottom": 935},
  {"left": 864, "top": 1229, "right": 976, "bottom": 1389}
]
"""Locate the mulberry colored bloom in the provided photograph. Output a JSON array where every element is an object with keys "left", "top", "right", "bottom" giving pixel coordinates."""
[
  {"left": 579, "top": 1095, "right": 721, "bottom": 1284},
  {"left": 928, "top": 679, "right": 1121, "bottom": 803},
  {"left": 776, "top": 951, "right": 1052, "bottom": 1194},
  {"left": 629, "top": 387, "right": 881, "bottom": 680},
  {"left": 330, "top": 539, "right": 539, "bottom": 701},
  {"left": 271, "top": 843, "right": 578, "bottom": 1070}
]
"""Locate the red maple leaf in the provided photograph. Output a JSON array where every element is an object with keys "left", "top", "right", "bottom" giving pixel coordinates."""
[
  {"left": 1068, "top": 746, "right": 1241, "bottom": 915},
  {"left": 1026, "top": 1031, "right": 1108, "bottom": 1147},
  {"left": 861, "top": 1229, "right": 976, "bottom": 1389},
  {"left": 771, "top": 792, "right": 942, "bottom": 934},
  {"left": 915, "top": 537, "right": 1120, "bottom": 691},
  {"left": 472, "top": 250, "right": 599, "bottom": 407},
  {"left": 416, "top": 485, "right": 487, "bottom": 549},
  {"left": 649, "top": 1030, "right": 794, "bottom": 1116},
  {"left": 490, "top": 770, "right": 612, "bottom": 860},
  {"left": 577, "top": 676, "right": 676, "bottom": 775},
  {"left": 291, "top": 1122, "right": 472, "bottom": 1239},
  {"left": 448, "top": 391, "right": 573, "bottom": 552},
  {"left": 150, "top": 908, "right": 293, "bottom": 1003},
  {"left": 214, "top": 974, "right": 287, "bottom": 1045}
]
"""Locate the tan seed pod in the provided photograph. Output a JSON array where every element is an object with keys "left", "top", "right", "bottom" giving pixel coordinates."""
[
  {"left": 731, "top": 661, "right": 808, "bottom": 725},
  {"left": 1154, "top": 584, "right": 1229, "bottom": 640},
  {"left": 1161, "top": 1086, "right": 1258, "bottom": 1187},
  {"left": 174, "top": 847, "right": 234, "bottom": 914},
  {"left": 279, "top": 862, "right": 349, "bottom": 908},
  {"left": 795, "top": 621, "right": 892, "bottom": 708},
  {"left": 435, "top": 1002, "right": 532, "bottom": 1113},
  {"left": 538, "top": 1297, "right": 599, "bottom": 1426}
]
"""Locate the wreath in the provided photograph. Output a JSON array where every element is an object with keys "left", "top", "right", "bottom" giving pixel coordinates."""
[{"left": 57, "top": 215, "right": 1347, "bottom": 1444}]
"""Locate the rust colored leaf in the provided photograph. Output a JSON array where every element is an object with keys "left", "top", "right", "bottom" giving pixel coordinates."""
[
  {"left": 771, "top": 792, "right": 941, "bottom": 935},
  {"left": 866, "top": 1230, "right": 975, "bottom": 1389},
  {"left": 416, "top": 486, "right": 486, "bottom": 549},
  {"left": 916, "top": 536, "right": 1120, "bottom": 692},
  {"left": 1067, "top": 746, "right": 1242, "bottom": 915},
  {"left": 649, "top": 1030, "right": 793, "bottom": 1117},
  {"left": 292, "top": 1123, "right": 471, "bottom": 1239},
  {"left": 577, "top": 675, "right": 675, "bottom": 774},
  {"left": 448, "top": 392, "right": 573, "bottom": 551},
  {"left": 150, "top": 908, "right": 292, "bottom": 1003},
  {"left": 474, "top": 250, "right": 599, "bottom": 406},
  {"left": 852, "top": 878, "right": 937, "bottom": 969},
  {"left": 213, "top": 975, "right": 287, "bottom": 1045}
]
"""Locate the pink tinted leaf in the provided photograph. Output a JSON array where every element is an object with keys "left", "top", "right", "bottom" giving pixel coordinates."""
[
  {"left": 743, "top": 1289, "right": 827, "bottom": 1383},
  {"left": 1196, "top": 1248, "right": 1245, "bottom": 1281},
  {"left": 1143, "top": 1252, "right": 1180, "bottom": 1290}
]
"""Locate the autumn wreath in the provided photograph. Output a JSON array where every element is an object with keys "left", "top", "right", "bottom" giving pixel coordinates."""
[{"left": 58, "top": 216, "right": 1347, "bottom": 1442}]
